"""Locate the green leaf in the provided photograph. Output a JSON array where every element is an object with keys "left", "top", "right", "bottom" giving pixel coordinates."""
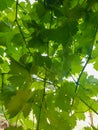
[
  {"left": 5, "top": 126, "right": 23, "bottom": 130},
  {"left": 36, "top": 3, "right": 46, "bottom": 19},
  {"left": 22, "top": 103, "right": 32, "bottom": 117},
  {"left": 91, "top": 125, "right": 98, "bottom": 130},
  {"left": 55, "top": 82, "right": 75, "bottom": 111},
  {"left": 71, "top": 54, "right": 82, "bottom": 74},
  {"left": 44, "top": 55, "right": 52, "bottom": 68},
  {"left": 28, "top": 36, "right": 46, "bottom": 48},
  {"left": 0, "top": 47, "right": 4, "bottom": 56},
  {"left": 62, "top": 81, "right": 75, "bottom": 97},
  {"left": 33, "top": 52, "right": 52, "bottom": 68},
  {"left": 1, "top": 85, "right": 16, "bottom": 105},
  {"left": 37, "top": 111, "right": 52, "bottom": 130},
  {"left": 0, "top": 57, "right": 3, "bottom": 64},
  {"left": 0, "top": 30, "right": 16, "bottom": 46},
  {"left": 0, "top": 61, "right": 9, "bottom": 73},
  {"left": 8, "top": 75, "right": 26, "bottom": 88},
  {"left": 11, "top": 33, "right": 24, "bottom": 46},
  {"left": 75, "top": 113, "right": 85, "bottom": 120},
  {"left": 84, "top": 127, "right": 92, "bottom": 130},
  {"left": 9, "top": 57, "right": 29, "bottom": 77},
  {"left": 0, "top": 0, "right": 14, "bottom": 11},
  {"left": 0, "top": 0, "right": 98, "bottom": 129},
  {"left": 94, "top": 57, "right": 98, "bottom": 70},
  {"left": 0, "top": 21, "right": 11, "bottom": 32},
  {"left": 87, "top": 75, "right": 98, "bottom": 84}
]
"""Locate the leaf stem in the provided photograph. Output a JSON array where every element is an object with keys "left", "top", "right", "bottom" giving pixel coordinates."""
[
  {"left": 79, "top": 97, "right": 98, "bottom": 115},
  {"left": 1, "top": 73, "right": 4, "bottom": 92}
]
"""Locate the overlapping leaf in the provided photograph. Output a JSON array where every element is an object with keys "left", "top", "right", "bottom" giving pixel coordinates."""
[{"left": 0, "top": 0, "right": 98, "bottom": 129}]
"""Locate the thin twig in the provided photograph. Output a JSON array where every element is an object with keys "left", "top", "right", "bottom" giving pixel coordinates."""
[
  {"left": 15, "top": 0, "right": 18, "bottom": 21},
  {"left": 89, "top": 111, "right": 94, "bottom": 126},
  {"left": 75, "top": 56, "right": 90, "bottom": 92},
  {"left": 75, "top": 27, "right": 98, "bottom": 93},
  {"left": 33, "top": 75, "right": 59, "bottom": 89},
  {"left": 15, "top": 0, "right": 30, "bottom": 53}
]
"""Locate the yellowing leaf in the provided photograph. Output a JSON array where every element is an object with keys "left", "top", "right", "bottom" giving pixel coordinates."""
[{"left": 6, "top": 89, "right": 32, "bottom": 117}]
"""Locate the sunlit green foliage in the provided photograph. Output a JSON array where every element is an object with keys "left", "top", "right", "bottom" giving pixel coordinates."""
[{"left": 0, "top": 0, "right": 98, "bottom": 129}]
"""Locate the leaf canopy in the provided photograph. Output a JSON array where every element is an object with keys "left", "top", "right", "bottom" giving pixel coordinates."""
[{"left": 0, "top": 0, "right": 98, "bottom": 129}]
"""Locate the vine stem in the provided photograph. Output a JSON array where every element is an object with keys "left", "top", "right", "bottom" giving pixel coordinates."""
[
  {"left": 15, "top": 0, "right": 26, "bottom": 45},
  {"left": 71, "top": 27, "right": 98, "bottom": 113},
  {"left": 36, "top": 8, "right": 53, "bottom": 129},
  {"left": 36, "top": 75, "right": 46, "bottom": 130}
]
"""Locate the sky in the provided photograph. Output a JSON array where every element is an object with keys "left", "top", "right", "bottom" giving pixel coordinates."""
[
  {"left": 19, "top": 0, "right": 35, "bottom": 4},
  {"left": 85, "top": 63, "right": 98, "bottom": 78}
]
